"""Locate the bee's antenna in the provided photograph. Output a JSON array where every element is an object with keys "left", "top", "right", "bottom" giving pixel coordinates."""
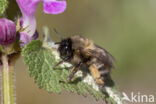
[{"left": 53, "top": 28, "right": 63, "bottom": 40}]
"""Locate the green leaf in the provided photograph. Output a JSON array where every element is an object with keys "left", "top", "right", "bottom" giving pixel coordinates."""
[{"left": 0, "top": 0, "right": 8, "bottom": 15}]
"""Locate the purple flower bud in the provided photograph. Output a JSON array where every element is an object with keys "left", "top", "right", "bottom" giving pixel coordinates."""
[{"left": 0, "top": 18, "right": 16, "bottom": 45}]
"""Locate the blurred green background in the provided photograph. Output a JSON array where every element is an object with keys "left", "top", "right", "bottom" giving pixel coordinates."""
[{"left": 2, "top": 0, "right": 156, "bottom": 104}]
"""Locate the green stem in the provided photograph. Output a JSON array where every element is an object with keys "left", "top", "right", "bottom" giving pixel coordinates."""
[{"left": 1, "top": 54, "right": 16, "bottom": 104}]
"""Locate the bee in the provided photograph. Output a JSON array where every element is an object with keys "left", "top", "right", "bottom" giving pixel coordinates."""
[{"left": 54, "top": 35, "right": 114, "bottom": 87}]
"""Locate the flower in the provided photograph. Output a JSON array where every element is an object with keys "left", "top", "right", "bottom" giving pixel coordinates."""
[
  {"left": 0, "top": 18, "right": 16, "bottom": 45},
  {"left": 16, "top": 0, "right": 67, "bottom": 47}
]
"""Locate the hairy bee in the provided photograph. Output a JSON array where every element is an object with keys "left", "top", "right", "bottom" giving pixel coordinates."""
[{"left": 55, "top": 35, "right": 114, "bottom": 87}]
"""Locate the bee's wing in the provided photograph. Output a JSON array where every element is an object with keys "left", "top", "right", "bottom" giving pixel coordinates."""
[{"left": 89, "top": 45, "right": 115, "bottom": 68}]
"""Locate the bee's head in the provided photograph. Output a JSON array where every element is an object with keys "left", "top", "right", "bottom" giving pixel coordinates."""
[{"left": 58, "top": 38, "right": 73, "bottom": 60}]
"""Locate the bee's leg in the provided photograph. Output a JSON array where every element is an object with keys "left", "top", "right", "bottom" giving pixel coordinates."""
[
  {"left": 89, "top": 64, "right": 104, "bottom": 86},
  {"left": 68, "top": 62, "right": 82, "bottom": 81},
  {"left": 53, "top": 60, "right": 64, "bottom": 68},
  {"left": 53, "top": 57, "right": 70, "bottom": 68}
]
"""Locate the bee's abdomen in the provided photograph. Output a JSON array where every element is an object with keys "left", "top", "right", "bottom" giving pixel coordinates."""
[
  {"left": 92, "top": 60, "right": 114, "bottom": 86},
  {"left": 95, "top": 63, "right": 110, "bottom": 76}
]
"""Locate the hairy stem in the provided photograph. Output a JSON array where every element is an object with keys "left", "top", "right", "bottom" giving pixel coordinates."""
[{"left": 0, "top": 54, "right": 16, "bottom": 104}]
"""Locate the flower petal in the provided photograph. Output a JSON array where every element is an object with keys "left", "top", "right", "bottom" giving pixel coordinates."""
[
  {"left": 20, "top": 16, "right": 37, "bottom": 37},
  {"left": 43, "top": 0, "right": 67, "bottom": 14},
  {"left": 19, "top": 32, "right": 31, "bottom": 47},
  {"left": 19, "top": 30, "right": 39, "bottom": 47},
  {"left": 16, "top": 0, "right": 41, "bottom": 16},
  {"left": 0, "top": 18, "right": 16, "bottom": 45},
  {"left": 16, "top": 0, "right": 41, "bottom": 37},
  {"left": 31, "top": 30, "right": 39, "bottom": 40}
]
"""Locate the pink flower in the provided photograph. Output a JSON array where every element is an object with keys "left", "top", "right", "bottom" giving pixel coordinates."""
[
  {"left": 16, "top": 0, "right": 67, "bottom": 47},
  {"left": 0, "top": 18, "right": 16, "bottom": 45}
]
